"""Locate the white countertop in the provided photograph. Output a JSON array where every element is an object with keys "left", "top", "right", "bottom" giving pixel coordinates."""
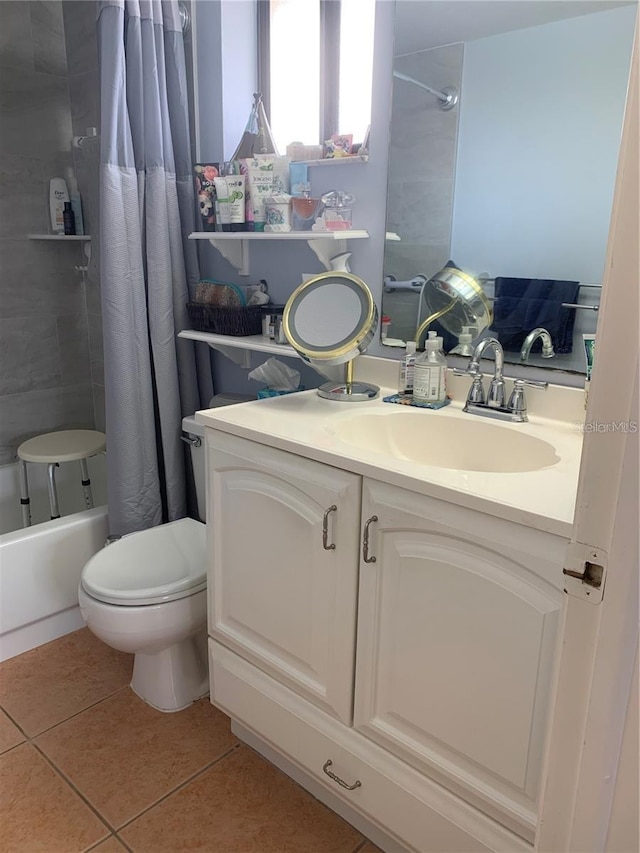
[{"left": 196, "top": 376, "right": 584, "bottom": 539}]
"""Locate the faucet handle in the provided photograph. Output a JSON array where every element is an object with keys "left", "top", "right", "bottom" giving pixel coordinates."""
[
  {"left": 512, "top": 378, "right": 549, "bottom": 389},
  {"left": 507, "top": 378, "right": 548, "bottom": 415},
  {"left": 452, "top": 366, "right": 486, "bottom": 404}
]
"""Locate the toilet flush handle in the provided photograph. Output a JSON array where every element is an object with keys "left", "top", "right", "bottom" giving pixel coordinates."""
[{"left": 181, "top": 435, "right": 201, "bottom": 448}]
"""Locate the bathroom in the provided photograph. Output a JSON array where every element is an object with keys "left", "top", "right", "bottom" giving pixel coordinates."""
[{"left": 0, "top": 1, "right": 637, "bottom": 851}]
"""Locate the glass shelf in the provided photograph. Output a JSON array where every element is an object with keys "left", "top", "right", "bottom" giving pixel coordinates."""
[
  {"left": 28, "top": 234, "right": 91, "bottom": 241},
  {"left": 188, "top": 230, "right": 369, "bottom": 275}
]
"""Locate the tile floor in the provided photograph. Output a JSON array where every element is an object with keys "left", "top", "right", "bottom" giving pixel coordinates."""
[{"left": 0, "top": 629, "right": 381, "bottom": 853}]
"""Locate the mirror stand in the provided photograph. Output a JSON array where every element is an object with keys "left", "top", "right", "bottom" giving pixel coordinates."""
[{"left": 317, "top": 360, "right": 380, "bottom": 402}]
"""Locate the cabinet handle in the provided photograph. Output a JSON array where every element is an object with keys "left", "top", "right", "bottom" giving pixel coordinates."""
[
  {"left": 322, "top": 759, "right": 362, "bottom": 791},
  {"left": 362, "top": 515, "right": 378, "bottom": 563},
  {"left": 322, "top": 505, "right": 337, "bottom": 550}
]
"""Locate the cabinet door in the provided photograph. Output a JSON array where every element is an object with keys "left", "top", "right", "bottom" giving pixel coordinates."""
[
  {"left": 206, "top": 431, "right": 361, "bottom": 724},
  {"left": 354, "top": 478, "right": 566, "bottom": 838}
]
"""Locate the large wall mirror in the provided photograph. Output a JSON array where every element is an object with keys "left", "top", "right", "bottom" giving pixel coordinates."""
[{"left": 382, "top": 0, "right": 636, "bottom": 373}]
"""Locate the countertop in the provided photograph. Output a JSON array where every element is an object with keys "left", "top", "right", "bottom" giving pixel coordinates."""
[{"left": 196, "top": 379, "right": 584, "bottom": 539}]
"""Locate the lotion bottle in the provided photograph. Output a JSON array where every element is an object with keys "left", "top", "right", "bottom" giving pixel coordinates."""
[
  {"left": 413, "top": 331, "right": 447, "bottom": 404},
  {"left": 398, "top": 340, "right": 417, "bottom": 394},
  {"left": 49, "top": 178, "right": 69, "bottom": 234}
]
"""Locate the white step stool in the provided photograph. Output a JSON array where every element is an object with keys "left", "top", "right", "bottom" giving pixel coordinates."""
[{"left": 17, "top": 430, "right": 106, "bottom": 527}]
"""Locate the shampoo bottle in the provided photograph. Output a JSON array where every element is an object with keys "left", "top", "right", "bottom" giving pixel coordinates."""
[
  {"left": 49, "top": 178, "right": 69, "bottom": 234},
  {"left": 398, "top": 341, "right": 417, "bottom": 394},
  {"left": 413, "top": 331, "right": 447, "bottom": 404}
]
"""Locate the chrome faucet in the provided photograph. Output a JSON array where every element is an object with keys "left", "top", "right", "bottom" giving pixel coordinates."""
[
  {"left": 466, "top": 337, "right": 506, "bottom": 408},
  {"left": 520, "top": 328, "right": 555, "bottom": 362},
  {"left": 454, "top": 336, "right": 548, "bottom": 422}
]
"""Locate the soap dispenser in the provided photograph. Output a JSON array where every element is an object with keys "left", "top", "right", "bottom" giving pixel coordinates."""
[
  {"left": 413, "top": 331, "right": 447, "bottom": 404},
  {"left": 450, "top": 325, "right": 475, "bottom": 357}
]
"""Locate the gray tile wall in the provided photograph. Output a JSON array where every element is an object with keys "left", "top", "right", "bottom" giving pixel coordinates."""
[
  {"left": 382, "top": 44, "right": 463, "bottom": 344},
  {"left": 0, "top": 0, "right": 96, "bottom": 466},
  {"left": 62, "top": 0, "right": 103, "bottom": 431}
]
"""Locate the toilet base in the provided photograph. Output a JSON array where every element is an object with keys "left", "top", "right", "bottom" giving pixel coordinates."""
[{"left": 130, "top": 630, "right": 209, "bottom": 712}]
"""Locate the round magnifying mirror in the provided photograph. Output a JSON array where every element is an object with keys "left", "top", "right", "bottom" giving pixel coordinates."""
[
  {"left": 416, "top": 266, "right": 492, "bottom": 347},
  {"left": 283, "top": 272, "right": 380, "bottom": 401}
]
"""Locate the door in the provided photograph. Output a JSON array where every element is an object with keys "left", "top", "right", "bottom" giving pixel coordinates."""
[
  {"left": 206, "top": 430, "right": 361, "bottom": 724},
  {"left": 354, "top": 478, "right": 565, "bottom": 840},
  {"left": 536, "top": 32, "right": 639, "bottom": 853}
]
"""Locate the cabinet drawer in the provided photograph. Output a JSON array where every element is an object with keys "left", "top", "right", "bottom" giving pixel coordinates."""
[{"left": 209, "top": 638, "right": 531, "bottom": 853}]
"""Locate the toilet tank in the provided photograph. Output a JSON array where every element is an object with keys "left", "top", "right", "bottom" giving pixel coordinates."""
[
  {"left": 182, "top": 395, "right": 253, "bottom": 522},
  {"left": 181, "top": 415, "right": 206, "bottom": 521}
]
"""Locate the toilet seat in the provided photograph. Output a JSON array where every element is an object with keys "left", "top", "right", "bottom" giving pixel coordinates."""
[{"left": 81, "top": 517, "right": 206, "bottom": 606}]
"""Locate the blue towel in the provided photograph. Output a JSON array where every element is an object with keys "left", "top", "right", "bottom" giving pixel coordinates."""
[{"left": 492, "top": 278, "right": 580, "bottom": 354}]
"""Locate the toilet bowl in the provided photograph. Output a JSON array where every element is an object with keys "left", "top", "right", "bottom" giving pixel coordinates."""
[
  {"left": 78, "top": 412, "right": 218, "bottom": 712},
  {"left": 79, "top": 517, "right": 208, "bottom": 712}
]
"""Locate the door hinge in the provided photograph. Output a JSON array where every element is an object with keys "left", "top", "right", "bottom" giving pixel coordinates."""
[{"left": 562, "top": 542, "right": 608, "bottom": 604}]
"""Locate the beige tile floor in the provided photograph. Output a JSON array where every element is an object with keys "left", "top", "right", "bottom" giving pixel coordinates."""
[{"left": 0, "top": 628, "right": 382, "bottom": 853}]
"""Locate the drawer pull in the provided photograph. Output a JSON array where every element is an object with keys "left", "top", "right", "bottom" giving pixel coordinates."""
[
  {"left": 322, "top": 759, "right": 362, "bottom": 791},
  {"left": 322, "top": 505, "right": 337, "bottom": 550},
  {"left": 362, "top": 515, "right": 378, "bottom": 563}
]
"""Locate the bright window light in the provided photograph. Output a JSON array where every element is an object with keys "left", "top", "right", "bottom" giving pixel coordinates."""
[
  {"left": 269, "top": 0, "right": 320, "bottom": 151},
  {"left": 339, "top": 0, "right": 375, "bottom": 143}
]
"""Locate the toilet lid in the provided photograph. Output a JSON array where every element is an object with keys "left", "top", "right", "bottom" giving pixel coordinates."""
[{"left": 81, "top": 517, "right": 207, "bottom": 606}]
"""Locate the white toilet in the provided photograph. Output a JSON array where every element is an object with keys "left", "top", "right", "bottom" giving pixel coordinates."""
[{"left": 78, "top": 415, "right": 209, "bottom": 712}]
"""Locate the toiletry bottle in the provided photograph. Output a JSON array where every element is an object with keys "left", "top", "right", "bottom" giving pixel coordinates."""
[
  {"left": 398, "top": 341, "right": 417, "bottom": 395},
  {"left": 413, "top": 331, "right": 447, "bottom": 404},
  {"left": 65, "top": 170, "right": 85, "bottom": 235},
  {"left": 49, "top": 178, "right": 69, "bottom": 234},
  {"left": 449, "top": 325, "right": 475, "bottom": 356},
  {"left": 63, "top": 201, "right": 76, "bottom": 235}
]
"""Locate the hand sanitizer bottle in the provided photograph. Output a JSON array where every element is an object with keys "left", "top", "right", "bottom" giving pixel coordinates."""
[
  {"left": 413, "top": 331, "right": 447, "bottom": 404},
  {"left": 398, "top": 341, "right": 417, "bottom": 394}
]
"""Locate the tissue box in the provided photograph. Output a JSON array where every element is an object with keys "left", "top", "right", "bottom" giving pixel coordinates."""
[{"left": 257, "top": 387, "right": 305, "bottom": 399}]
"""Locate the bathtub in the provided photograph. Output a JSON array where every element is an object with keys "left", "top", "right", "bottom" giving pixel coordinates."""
[{"left": 0, "top": 456, "right": 108, "bottom": 661}]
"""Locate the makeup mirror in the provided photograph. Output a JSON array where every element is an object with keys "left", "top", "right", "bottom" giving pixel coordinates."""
[{"left": 283, "top": 272, "right": 379, "bottom": 401}]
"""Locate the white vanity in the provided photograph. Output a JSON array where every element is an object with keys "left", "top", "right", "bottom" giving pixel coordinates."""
[{"left": 196, "top": 363, "right": 584, "bottom": 853}]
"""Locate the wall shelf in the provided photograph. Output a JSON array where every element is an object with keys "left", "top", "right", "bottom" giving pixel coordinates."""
[
  {"left": 178, "top": 329, "right": 298, "bottom": 368},
  {"left": 28, "top": 234, "right": 91, "bottom": 241},
  {"left": 28, "top": 234, "right": 92, "bottom": 271},
  {"left": 189, "top": 230, "right": 369, "bottom": 276}
]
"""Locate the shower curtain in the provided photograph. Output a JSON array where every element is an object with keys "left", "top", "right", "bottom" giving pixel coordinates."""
[{"left": 98, "top": 0, "right": 211, "bottom": 536}]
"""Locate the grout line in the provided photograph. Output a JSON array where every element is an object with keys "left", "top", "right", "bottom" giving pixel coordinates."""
[
  {"left": 113, "top": 834, "right": 134, "bottom": 853},
  {"left": 32, "top": 741, "right": 116, "bottom": 836},
  {"left": 31, "top": 684, "right": 132, "bottom": 739},
  {"left": 0, "top": 705, "right": 30, "bottom": 741},
  {"left": 116, "top": 743, "right": 243, "bottom": 833}
]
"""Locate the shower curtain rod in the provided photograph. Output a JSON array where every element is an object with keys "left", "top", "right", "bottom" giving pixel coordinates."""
[{"left": 393, "top": 70, "right": 459, "bottom": 110}]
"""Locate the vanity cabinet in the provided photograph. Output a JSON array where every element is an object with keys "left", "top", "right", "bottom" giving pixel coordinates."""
[
  {"left": 206, "top": 431, "right": 361, "bottom": 724},
  {"left": 205, "top": 429, "right": 566, "bottom": 851},
  {"left": 353, "top": 479, "right": 563, "bottom": 835}
]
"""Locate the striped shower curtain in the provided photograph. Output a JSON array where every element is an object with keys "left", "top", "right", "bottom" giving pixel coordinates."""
[{"left": 98, "top": 0, "right": 210, "bottom": 536}]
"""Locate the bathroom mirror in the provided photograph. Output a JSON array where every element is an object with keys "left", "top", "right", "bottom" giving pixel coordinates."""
[
  {"left": 382, "top": 0, "right": 637, "bottom": 373},
  {"left": 283, "top": 272, "right": 379, "bottom": 401}
]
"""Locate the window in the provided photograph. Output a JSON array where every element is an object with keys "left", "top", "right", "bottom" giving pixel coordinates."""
[{"left": 258, "top": 0, "right": 375, "bottom": 154}]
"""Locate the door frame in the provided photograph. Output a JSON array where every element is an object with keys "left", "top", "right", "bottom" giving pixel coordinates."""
[{"left": 536, "top": 27, "right": 639, "bottom": 853}]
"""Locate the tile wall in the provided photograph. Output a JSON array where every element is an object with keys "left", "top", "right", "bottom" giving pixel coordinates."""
[
  {"left": 0, "top": 0, "right": 100, "bottom": 466},
  {"left": 62, "top": 0, "right": 104, "bottom": 431},
  {"left": 383, "top": 43, "right": 463, "bottom": 343}
]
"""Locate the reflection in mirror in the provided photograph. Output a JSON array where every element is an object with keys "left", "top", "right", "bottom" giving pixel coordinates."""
[{"left": 382, "top": 1, "right": 636, "bottom": 373}]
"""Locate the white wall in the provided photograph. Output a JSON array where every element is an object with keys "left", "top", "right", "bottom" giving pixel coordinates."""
[{"left": 451, "top": 6, "right": 636, "bottom": 282}]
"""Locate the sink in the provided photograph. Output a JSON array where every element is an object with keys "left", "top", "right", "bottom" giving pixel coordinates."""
[{"left": 326, "top": 411, "right": 560, "bottom": 473}]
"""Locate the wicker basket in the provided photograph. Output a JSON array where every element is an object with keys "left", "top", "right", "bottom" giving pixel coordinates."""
[{"left": 186, "top": 302, "right": 263, "bottom": 336}]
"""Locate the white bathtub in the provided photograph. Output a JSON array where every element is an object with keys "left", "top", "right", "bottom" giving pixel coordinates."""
[{"left": 0, "top": 456, "right": 109, "bottom": 661}]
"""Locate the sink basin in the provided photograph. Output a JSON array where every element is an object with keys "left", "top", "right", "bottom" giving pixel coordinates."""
[{"left": 327, "top": 411, "right": 560, "bottom": 473}]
